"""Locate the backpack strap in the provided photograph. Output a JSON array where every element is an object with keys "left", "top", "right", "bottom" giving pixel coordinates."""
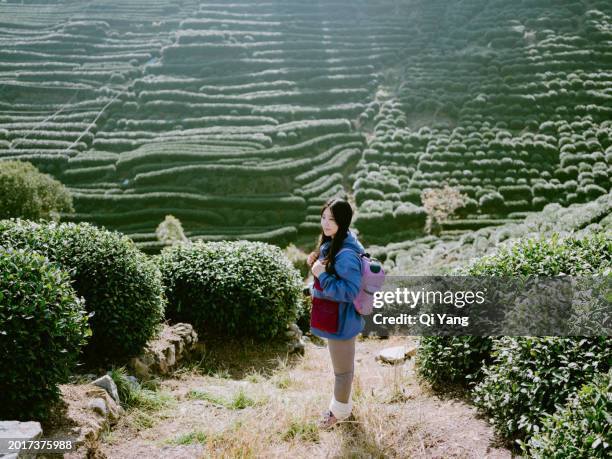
[
  {"left": 337, "top": 248, "right": 369, "bottom": 258},
  {"left": 336, "top": 247, "right": 365, "bottom": 275}
]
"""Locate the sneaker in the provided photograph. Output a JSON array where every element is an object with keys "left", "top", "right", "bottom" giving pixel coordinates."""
[{"left": 318, "top": 410, "right": 338, "bottom": 430}]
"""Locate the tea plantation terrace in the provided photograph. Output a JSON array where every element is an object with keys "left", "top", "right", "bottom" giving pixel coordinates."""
[{"left": 0, "top": 0, "right": 610, "bottom": 250}]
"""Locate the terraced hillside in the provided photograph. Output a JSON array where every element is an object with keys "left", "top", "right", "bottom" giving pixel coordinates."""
[{"left": 1, "top": 0, "right": 611, "bottom": 251}]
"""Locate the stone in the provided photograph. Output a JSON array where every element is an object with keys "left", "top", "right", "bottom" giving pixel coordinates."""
[
  {"left": 130, "top": 356, "right": 150, "bottom": 379},
  {"left": 93, "top": 374, "right": 120, "bottom": 404},
  {"left": 129, "top": 323, "right": 201, "bottom": 377},
  {"left": 288, "top": 338, "right": 305, "bottom": 355},
  {"left": 87, "top": 398, "right": 107, "bottom": 417},
  {"left": 375, "top": 346, "right": 410, "bottom": 364},
  {"left": 164, "top": 344, "right": 176, "bottom": 367},
  {"left": 44, "top": 383, "right": 126, "bottom": 457},
  {"left": 0, "top": 421, "right": 42, "bottom": 457},
  {"left": 406, "top": 345, "right": 418, "bottom": 358},
  {"left": 170, "top": 336, "right": 184, "bottom": 356},
  {"left": 86, "top": 387, "right": 122, "bottom": 423}
]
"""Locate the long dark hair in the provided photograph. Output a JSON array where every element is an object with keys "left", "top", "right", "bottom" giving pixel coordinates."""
[{"left": 315, "top": 197, "right": 353, "bottom": 275}]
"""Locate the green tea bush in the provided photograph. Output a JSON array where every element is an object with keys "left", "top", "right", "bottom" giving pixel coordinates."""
[
  {"left": 417, "top": 232, "right": 611, "bottom": 393},
  {"left": 157, "top": 240, "right": 303, "bottom": 340},
  {"left": 524, "top": 369, "right": 612, "bottom": 458},
  {"left": 465, "top": 231, "right": 611, "bottom": 276},
  {"left": 473, "top": 337, "right": 612, "bottom": 442},
  {"left": 0, "top": 247, "right": 90, "bottom": 420},
  {"left": 0, "top": 160, "right": 74, "bottom": 221},
  {"left": 0, "top": 220, "right": 165, "bottom": 364},
  {"left": 415, "top": 336, "right": 494, "bottom": 389}
]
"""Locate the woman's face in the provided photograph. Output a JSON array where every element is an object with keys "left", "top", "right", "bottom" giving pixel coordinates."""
[{"left": 321, "top": 206, "right": 339, "bottom": 237}]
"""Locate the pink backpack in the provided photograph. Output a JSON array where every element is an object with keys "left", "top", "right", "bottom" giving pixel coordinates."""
[{"left": 337, "top": 248, "right": 385, "bottom": 315}]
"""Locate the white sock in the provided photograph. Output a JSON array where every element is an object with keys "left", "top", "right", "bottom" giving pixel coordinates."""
[{"left": 329, "top": 395, "right": 352, "bottom": 420}]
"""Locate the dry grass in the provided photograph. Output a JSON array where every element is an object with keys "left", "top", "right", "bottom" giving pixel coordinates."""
[{"left": 99, "top": 335, "right": 512, "bottom": 459}]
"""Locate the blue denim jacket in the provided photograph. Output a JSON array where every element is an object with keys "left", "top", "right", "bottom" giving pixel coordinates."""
[{"left": 309, "top": 229, "right": 365, "bottom": 340}]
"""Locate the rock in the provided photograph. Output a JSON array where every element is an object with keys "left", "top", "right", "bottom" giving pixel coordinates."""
[
  {"left": 43, "top": 383, "right": 125, "bottom": 457},
  {"left": 0, "top": 421, "right": 42, "bottom": 457},
  {"left": 406, "top": 345, "right": 418, "bottom": 358},
  {"left": 285, "top": 322, "right": 304, "bottom": 355},
  {"left": 93, "top": 375, "right": 120, "bottom": 404},
  {"left": 87, "top": 387, "right": 122, "bottom": 422},
  {"left": 129, "top": 356, "right": 150, "bottom": 380},
  {"left": 376, "top": 346, "right": 410, "bottom": 364},
  {"left": 288, "top": 338, "right": 305, "bottom": 355},
  {"left": 87, "top": 398, "right": 108, "bottom": 417},
  {"left": 164, "top": 343, "right": 176, "bottom": 367},
  {"left": 83, "top": 373, "right": 98, "bottom": 382},
  {"left": 86, "top": 386, "right": 122, "bottom": 422},
  {"left": 128, "top": 323, "right": 200, "bottom": 377}
]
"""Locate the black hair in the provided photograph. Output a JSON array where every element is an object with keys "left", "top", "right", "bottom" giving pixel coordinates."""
[{"left": 315, "top": 197, "right": 353, "bottom": 275}]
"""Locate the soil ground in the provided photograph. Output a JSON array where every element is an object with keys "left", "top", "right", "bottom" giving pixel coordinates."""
[{"left": 90, "top": 335, "right": 515, "bottom": 459}]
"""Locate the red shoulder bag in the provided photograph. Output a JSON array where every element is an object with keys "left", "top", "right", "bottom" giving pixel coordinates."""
[{"left": 310, "top": 276, "right": 339, "bottom": 333}]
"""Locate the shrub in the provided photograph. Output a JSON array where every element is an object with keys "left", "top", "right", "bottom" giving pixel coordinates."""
[
  {"left": 156, "top": 214, "right": 189, "bottom": 246},
  {"left": 420, "top": 183, "right": 469, "bottom": 235},
  {"left": 157, "top": 240, "right": 302, "bottom": 340},
  {"left": 472, "top": 337, "right": 612, "bottom": 442},
  {"left": 418, "top": 232, "right": 611, "bottom": 394},
  {"left": 0, "top": 219, "right": 165, "bottom": 364},
  {"left": 0, "top": 247, "right": 90, "bottom": 420},
  {"left": 478, "top": 190, "right": 504, "bottom": 213},
  {"left": 294, "top": 294, "right": 312, "bottom": 334},
  {"left": 0, "top": 160, "right": 74, "bottom": 221},
  {"left": 393, "top": 202, "right": 427, "bottom": 227},
  {"left": 467, "top": 232, "right": 610, "bottom": 333},
  {"left": 524, "top": 369, "right": 612, "bottom": 458},
  {"left": 465, "top": 231, "right": 611, "bottom": 276},
  {"left": 415, "top": 336, "right": 493, "bottom": 389}
]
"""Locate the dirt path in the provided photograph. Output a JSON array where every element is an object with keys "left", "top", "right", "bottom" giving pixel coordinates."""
[{"left": 98, "top": 335, "right": 514, "bottom": 458}]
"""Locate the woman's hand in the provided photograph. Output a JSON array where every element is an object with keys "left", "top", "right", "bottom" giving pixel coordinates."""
[
  {"left": 311, "top": 259, "right": 326, "bottom": 278},
  {"left": 307, "top": 251, "right": 318, "bottom": 267}
]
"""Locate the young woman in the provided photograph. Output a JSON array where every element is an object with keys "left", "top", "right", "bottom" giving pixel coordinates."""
[{"left": 306, "top": 197, "right": 365, "bottom": 429}]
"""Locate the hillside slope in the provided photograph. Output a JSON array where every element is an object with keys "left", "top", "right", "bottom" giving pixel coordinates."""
[{"left": 0, "top": 0, "right": 610, "bottom": 250}]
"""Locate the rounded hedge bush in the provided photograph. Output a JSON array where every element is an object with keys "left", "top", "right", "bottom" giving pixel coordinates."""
[
  {"left": 473, "top": 336, "right": 612, "bottom": 442},
  {"left": 417, "top": 232, "right": 612, "bottom": 392},
  {"left": 464, "top": 231, "right": 611, "bottom": 276},
  {"left": 157, "top": 240, "right": 302, "bottom": 340},
  {"left": 415, "top": 336, "right": 493, "bottom": 389},
  {"left": 0, "top": 160, "right": 74, "bottom": 221},
  {"left": 0, "top": 219, "right": 165, "bottom": 364},
  {"left": 0, "top": 247, "right": 90, "bottom": 420},
  {"left": 524, "top": 369, "right": 611, "bottom": 458}
]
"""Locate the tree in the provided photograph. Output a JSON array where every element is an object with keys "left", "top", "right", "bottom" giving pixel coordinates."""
[
  {"left": 156, "top": 214, "right": 189, "bottom": 246},
  {"left": 420, "top": 183, "right": 468, "bottom": 236},
  {"left": 0, "top": 160, "right": 73, "bottom": 221}
]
